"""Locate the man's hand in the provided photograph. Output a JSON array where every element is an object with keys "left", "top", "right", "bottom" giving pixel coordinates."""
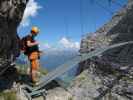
[
  {"left": 27, "top": 41, "right": 38, "bottom": 47},
  {"left": 34, "top": 41, "right": 39, "bottom": 45}
]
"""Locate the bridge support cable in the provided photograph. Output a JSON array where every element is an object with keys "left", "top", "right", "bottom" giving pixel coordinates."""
[{"left": 94, "top": 0, "right": 114, "bottom": 15}]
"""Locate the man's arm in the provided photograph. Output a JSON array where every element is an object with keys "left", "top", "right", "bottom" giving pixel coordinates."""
[{"left": 27, "top": 41, "right": 38, "bottom": 47}]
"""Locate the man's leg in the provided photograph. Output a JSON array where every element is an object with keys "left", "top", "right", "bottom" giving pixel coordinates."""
[{"left": 30, "top": 59, "right": 39, "bottom": 83}]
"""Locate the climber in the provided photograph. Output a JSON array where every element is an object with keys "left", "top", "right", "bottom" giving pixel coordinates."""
[{"left": 21, "top": 26, "right": 42, "bottom": 84}]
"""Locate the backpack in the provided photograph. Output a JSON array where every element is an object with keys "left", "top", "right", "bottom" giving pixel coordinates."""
[{"left": 20, "top": 36, "right": 28, "bottom": 55}]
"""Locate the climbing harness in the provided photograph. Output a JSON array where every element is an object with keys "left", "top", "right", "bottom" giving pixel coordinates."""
[{"left": 21, "top": 41, "right": 133, "bottom": 100}]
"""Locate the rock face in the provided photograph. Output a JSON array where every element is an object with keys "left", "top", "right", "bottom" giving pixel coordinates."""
[
  {"left": 46, "top": 87, "right": 73, "bottom": 100},
  {"left": 73, "top": 0, "right": 133, "bottom": 100},
  {"left": 0, "top": 0, "right": 28, "bottom": 60},
  {"left": 0, "top": 0, "right": 28, "bottom": 89}
]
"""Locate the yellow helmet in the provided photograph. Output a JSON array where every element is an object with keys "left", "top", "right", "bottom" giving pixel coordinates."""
[{"left": 31, "top": 26, "right": 39, "bottom": 34}]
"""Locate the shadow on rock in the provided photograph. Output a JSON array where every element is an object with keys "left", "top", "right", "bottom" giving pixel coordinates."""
[{"left": 0, "top": 67, "right": 18, "bottom": 91}]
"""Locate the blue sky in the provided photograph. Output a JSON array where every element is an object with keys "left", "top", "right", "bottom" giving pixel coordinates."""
[{"left": 18, "top": 0, "right": 127, "bottom": 50}]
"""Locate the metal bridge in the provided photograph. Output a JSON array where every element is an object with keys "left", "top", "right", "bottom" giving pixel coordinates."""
[{"left": 19, "top": 41, "right": 133, "bottom": 100}]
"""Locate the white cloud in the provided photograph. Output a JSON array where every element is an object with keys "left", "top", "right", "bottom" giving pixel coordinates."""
[
  {"left": 21, "top": 0, "right": 42, "bottom": 27},
  {"left": 39, "top": 43, "right": 51, "bottom": 50},
  {"left": 59, "top": 37, "right": 80, "bottom": 49},
  {"left": 39, "top": 37, "right": 80, "bottom": 52}
]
